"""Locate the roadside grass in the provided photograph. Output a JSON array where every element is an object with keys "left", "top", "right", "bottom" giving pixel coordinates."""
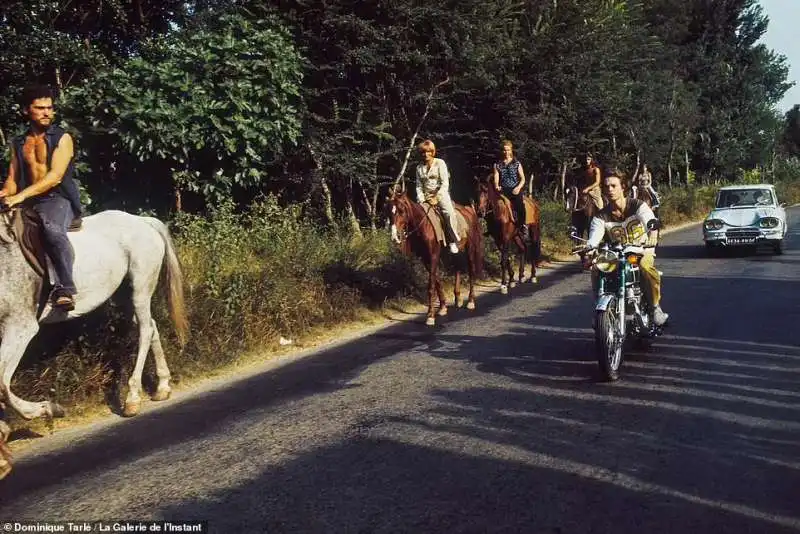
[{"left": 5, "top": 180, "right": 799, "bottom": 440}]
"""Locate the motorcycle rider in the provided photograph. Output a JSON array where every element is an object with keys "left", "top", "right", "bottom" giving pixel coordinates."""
[{"left": 585, "top": 168, "right": 669, "bottom": 326}]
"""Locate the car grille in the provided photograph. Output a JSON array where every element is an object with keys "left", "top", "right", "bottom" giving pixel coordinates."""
[{"left": 725, "top": 228, "right": 760, "bottom": 244}]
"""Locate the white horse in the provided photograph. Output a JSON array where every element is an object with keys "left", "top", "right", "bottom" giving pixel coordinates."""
[{"left": 0, "top": 209, "right": 188, "bottom": 479}]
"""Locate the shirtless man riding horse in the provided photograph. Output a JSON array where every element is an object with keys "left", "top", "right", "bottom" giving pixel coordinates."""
[{"left": 1, "top": 85, "right": 82, "bottom": 311}]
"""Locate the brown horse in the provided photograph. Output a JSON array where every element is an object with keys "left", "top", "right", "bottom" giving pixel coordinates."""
[
  {"left": 386, "top": 189, "right": 484, "bottom": 326},
  {"left": 475, "top": 178, "right": 542, "bottom": 293},
  {"left": 631, "top": 184, "right": 659, "bottom": 211},
  {"left": 565, "top": 184, "right": 598, "bottom": 261},
  {"left": 630, "top": 183, "right": 661, "bottom": 238}
]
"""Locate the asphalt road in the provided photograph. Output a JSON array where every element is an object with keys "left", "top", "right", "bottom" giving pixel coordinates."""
[{"left": 1, "top": 209, "right": 799, "bottom": 533}]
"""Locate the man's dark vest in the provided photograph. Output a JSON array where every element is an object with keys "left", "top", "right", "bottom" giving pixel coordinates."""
[{"left": 13, "top": 125, "right": 83, "bottom": 215}]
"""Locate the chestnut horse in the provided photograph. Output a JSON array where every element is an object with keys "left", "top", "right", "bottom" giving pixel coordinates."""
[
  {"left": 475, "top": 178, "right": 541, "bottom": 293},
  {"left": 630, "top": 184, "right": 661, "bottom": 238},
  {"left": 386, "top": 190, "right": 484, "bottom": 326},
  {"left": 565, "top": 184, "right": 597, "bottom": 261}
]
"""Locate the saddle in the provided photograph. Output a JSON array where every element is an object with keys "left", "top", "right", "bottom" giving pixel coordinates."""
[
  {"left": 10, "top": 207, "right": 82, "bottom": 279},
  {"left": 498, "top": 194, "right": 539, "bottom": 224},
  {"left": 421, "top": 202, "right": 471, "bottom": 246}
]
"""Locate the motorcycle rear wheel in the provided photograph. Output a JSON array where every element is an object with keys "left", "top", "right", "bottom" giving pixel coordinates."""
[{"left": 595, "top": 298, "right": 623, "bottom": 381}]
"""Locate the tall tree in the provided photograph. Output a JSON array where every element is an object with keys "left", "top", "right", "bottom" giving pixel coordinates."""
[{"left": 63, "top": 10, "right": 304, "bottom": 213}]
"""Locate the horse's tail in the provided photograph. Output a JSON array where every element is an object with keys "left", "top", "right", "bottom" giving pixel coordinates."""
[
  {"left": 528, "top": 202, "right": 542, "bottom": 263},
  {"left": 467, "top": 208, "right": 485, "bottom": 278},
  {"left": 529, "top": 224, "right": 542, "bottom": 263},
  {"left": 143, "top": 217, "right": 189, "bottom": 347}
]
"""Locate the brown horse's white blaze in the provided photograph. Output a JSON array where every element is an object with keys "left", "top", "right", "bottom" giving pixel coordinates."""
[{"left": 386, "top": 191, "right": 483, "bottom": 326}]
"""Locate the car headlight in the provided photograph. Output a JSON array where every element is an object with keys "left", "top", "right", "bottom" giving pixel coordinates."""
[
  {"left": 593, "top": 250, "right": 618, "bottom": 273},
  {"left": 758, "top": 217, "right": 780, "bottom": 229},
  {"left": 704, "top": 219, "right": 724, "bottom": 231}
]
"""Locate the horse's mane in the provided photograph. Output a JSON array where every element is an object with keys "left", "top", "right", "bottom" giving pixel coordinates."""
[
  {"left": 390, "top": 191, "right": 428, "bottom": 256},
  {"left": 639, "top": 187, "right": 654, "bottom": 206},
  {"left": 480, "top": 176, "right": 512, "bottom": 223},
  {"left": 394, "top": 190, "right": 424, "bottom": 218}
]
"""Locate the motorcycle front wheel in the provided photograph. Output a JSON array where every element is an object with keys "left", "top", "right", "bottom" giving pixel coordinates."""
[{"left": 595, "top": 297, "right": 623, "bottom": 381}]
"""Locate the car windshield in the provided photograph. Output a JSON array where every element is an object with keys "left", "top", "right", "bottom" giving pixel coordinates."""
[{"left": 716, "top": 188, "right": 774, "bottom": 208}]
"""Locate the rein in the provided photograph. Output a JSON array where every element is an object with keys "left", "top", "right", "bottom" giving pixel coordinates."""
[
  {"left": 478, "top": 186, "right": 504, "bottom": 220},
  {"left": 392, "top": 198, "right": 429, "bottom": 242},
  {"left": 566, "top": 187, "right": 591, "bottom": 214}
]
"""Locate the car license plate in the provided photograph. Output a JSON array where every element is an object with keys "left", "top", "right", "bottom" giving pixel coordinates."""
[{"left": 727, "top": 238, "right": 757, "bottom": 244}]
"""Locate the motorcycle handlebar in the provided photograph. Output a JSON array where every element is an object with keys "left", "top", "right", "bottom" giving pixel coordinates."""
[{"left": 573, "top": 244, "right": 655, "bottom": 256}]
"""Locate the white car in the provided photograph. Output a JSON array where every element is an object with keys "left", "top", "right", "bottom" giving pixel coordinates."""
[{"left": 702, "top": 184, "right": 788, "bottom": 255}]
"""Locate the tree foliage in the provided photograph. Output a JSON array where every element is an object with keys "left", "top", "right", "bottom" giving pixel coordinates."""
[
  {"left": 0, "top": 0, "right": 794, "bottom": 219},
  {"left": 62, "top": 10, "right": 304, "bottom": 210}
]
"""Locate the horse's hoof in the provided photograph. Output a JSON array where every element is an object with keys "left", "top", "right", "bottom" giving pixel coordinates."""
[
  {"left": 0, "top": 445, "right": 12, "bottom": 481},
  {"left": 510, "top": 281, "right": 517, "bottom": 289},
  {"left": 0, "top": 420, "right": 10, "bottom": 443},
  {"left": 437, "top": 306, "right": 448, "bottom": 317},
  {"left": 500, "top": 285, "right": 508, "bottom": 295},
  {"left": 466, "top": 301, "right": 476, "bottom": 310},
  {"left": 48, "top": 402, "right": 66, "bottom": 419},
  {"left": 456, "top": 299, "right": 464, "bottom": 308},
  {"left": 122, "top": 401, "right": 141, "bottom": 417},
  {"left": 531, "top": 276, "right": 539, "bottom": 284},
  {"left": 425, "top": 317, "right": 436, "bottom": 326},
  {"left": 151, "top": 388, "right": 171, "bottom": 402}
]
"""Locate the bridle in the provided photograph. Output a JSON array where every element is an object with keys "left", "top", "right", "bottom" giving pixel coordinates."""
[
  {"left": 566, "top": 186, "right": 592, "bottom": 214},
  {"left": 388, "top": 196, "right": 426, "bottom": 244},
  {"left": 476, "top": 183, "right": 498, "bottom": 219}
]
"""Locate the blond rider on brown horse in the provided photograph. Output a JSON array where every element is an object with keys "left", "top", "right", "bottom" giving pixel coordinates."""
[
  {"left": 415, "top": 139, "right": 460, "bottom": 254},
  {"left": 492, "top": 140, "right": 528, "bottom": 237}
]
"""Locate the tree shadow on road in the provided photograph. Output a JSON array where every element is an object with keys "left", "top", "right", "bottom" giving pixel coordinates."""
[
  {"left": 112, "top": 273, "right": 800, "bottom": 532},
  {"left": 2, "top": 265, "right": 798, "bottom": 534}
]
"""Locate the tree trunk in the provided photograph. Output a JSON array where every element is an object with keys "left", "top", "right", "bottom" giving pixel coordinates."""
[
  {"left": 557, "top": 160, "right": 568, "bottom": 202},
  {"left": 359, "top": 181, "right": 377, "bottom": 230},
  {"left": 629, "top": 127, "right": 641, "bottom": 185},
  {"left": 528, "top": 171, "right": 534, "bottom": 197},
  {"left": 770, "top": 149, "right": 777, "bottom": 182},
  {"left": 174, "top": 185, "right": 182, "bottom": 212},
  {"left": 319, "top": 176, "right": 336, "bottom": 228},
  {"left": 346, "top": 176, "right": 362, "bottom": 237},
  {"left": 393, "top": 77, "right": 451, "bottom": 188},
  {"left": 667, "top": 161, "right": 673, "bottom": 189},
  {"left": 666, "top": 136, "right": 676, "bottom": 188},
  {"left": 308, "top": 144, "right": 336, "bottom": 228},
  {"left": 684, "top": 148, "right": 691, "bottom": 185},
  {"left": 344, "top": 197, "right": 362, "bottom": 238}
]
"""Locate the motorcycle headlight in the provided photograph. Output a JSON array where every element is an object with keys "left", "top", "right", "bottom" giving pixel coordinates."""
[
  {"left": 758, "top": 217, "right": 779, "bottom": 229},
  {"left": 704, "top": 219, "right": 724, "bottom": 231},
  {"left": 593, "top": 250, "right": 618, "bottom": 273}
]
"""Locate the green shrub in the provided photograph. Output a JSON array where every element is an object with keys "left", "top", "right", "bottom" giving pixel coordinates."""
[{"left": 7, "top": 195, "right": 429, "bottom": 427}]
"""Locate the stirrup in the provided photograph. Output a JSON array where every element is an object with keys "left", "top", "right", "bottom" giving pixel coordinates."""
[{"left": 54, "top": 294, "right": 75, "bottom": 311}]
